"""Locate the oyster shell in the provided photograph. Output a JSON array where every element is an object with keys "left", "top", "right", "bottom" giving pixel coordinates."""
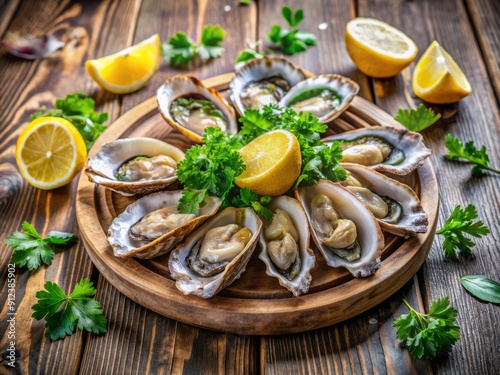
[
  {"left": 258, "top": 196, "right": 315, "bottom": 297},
  {"left": 169, "top": 207, "right": 262, "bottom": 298},
  {"left": 295, "top": 180, "right": 384, "bottom": 278},
  {"left": 107, "top": 191, "right": 221, "bottom": 259},
  {"left": 279, "top": 74, "right": 360, "bottom": 123},
  {"left": 340, "top": 163, "right": 428, "bottom": 237},
  {"left": 157, "top": 75, "right": 238, "bottom": 143},
  {"left": 85, "top": 137, "right": 185, "bottom": 196},
  {"left": 322, "top": 126, "right": 431, "bottom": 175},
  {"left": 229, "top": 56, "right": 307, "bottom": 116}
]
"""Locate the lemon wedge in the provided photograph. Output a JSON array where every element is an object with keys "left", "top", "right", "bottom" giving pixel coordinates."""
[
  {"left": 86, "top": 34, "right": 161, "bottom": 94},
  {"left": 16, "top": 117, "right": 87, "bottom": 190},
  {"left": 345, "top": 18, "right": 418, "bottom": 78},
  {"left": 235, "top": 130, "right": 302, "bottom": 196},
  {"left": 412, "top": 41, "right": 472, "bottom": 104}
]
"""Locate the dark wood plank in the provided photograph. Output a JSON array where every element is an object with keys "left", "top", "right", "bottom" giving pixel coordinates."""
[
  {"left": 464, "top": 0, "right": 500, "bottom": 105},
  {"left": 0, "top": 0, "right": 142, "bottom": 373},
  {"left": 357, "top": 0, "right": 500, "bottom": 374},
  {"left": 81, "top": 1, "right": 259, "bottom": 374}
]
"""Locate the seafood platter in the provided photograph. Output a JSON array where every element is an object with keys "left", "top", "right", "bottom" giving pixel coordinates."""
[{"left": 76, "top": 56, "right": 438, "bottom": 335}]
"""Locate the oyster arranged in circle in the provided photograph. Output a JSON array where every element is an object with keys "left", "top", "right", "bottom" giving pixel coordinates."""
[
  {"left": 340, "top": 163, "right": 428, "bottom": 237},
  {"left": 85, "top": 137, "right": 185, "bottom": 196},
  {"left": 295, "top": 180, "right": 384, "bottom": 278},
  {"left": 279, "top": 74, "right": 360, "bottom": 123},
  {"left": 229, "top": 56, "right": 307, "bottom": 116},
  {"left": 157, "top": 75, "right": 237, "bottom": 143},
  {"left": 169, "top": 207, "right": 262, "bottom": 298},
  {"left": 258, "top": 196, "right": 315, "bottom": 297},
  {"left": 107, "top": 190, "right": 221, "bottom": 259},
  {"left": 322, "top": 126, "right": 431, "bottom": 175}
]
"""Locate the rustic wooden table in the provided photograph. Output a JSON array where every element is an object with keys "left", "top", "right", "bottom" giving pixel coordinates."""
[{"left": 1, "top": 0, "right": 499, "bottom": 374}]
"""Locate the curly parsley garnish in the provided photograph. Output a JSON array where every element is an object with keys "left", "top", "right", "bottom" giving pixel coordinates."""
[
  {"left": 393, "top": 297, "right": 460, "bottom": 360},
  {"left": 32, "top": 278, "right": 107, "bottom": 340},
  {"left": 444, "top": 134, "right": 500, "bottom": 177},
  {"left": 394, "top": 104, "right": 441, "bottom": 132},
  {"left": 436, "top": 204, "right": 490, "bottom": 259},
  {"left": 162, "top": 25, "right": 225, "bottom": 67},
  {"left": 30, "top": 93, "right": 108, "bottom": 151},
  {"left": 4, "top": 221, "right": 77, "bottom": 271}
]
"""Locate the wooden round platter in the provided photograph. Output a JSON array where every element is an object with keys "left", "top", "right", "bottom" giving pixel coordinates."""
[{"left": 76, "top": 73, "right": 439, "bottom": 335}]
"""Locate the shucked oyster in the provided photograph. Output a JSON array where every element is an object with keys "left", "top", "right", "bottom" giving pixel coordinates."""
[
  {"left": 279, "top": 74, "right": 360, "bottom": 123},
  {"left": 85, "top": 138, "right": 185, "bottom": 196},
  {"left": 296, "top": 180, "right": 384, "bottom": 278},
  {"left": 157, "top": 75, "right": 237, "bottom": 143},
  {"left": 340, "top": 163, "right": 428, "bottom": 237},
  {"left": 169, "top": 207, "right": 262, "bottom": 298},
  {"left": 229, "top": 56, "right": 307, "bottom": 116},
  {"left": 108, "top": 191, "right": 221, "bottom": 259},
  {"left": 322, "top": 126, "right": 431, "bottom": 175},
  {"left": 258, "top": 196, "right": 315, "bottom": 297}
]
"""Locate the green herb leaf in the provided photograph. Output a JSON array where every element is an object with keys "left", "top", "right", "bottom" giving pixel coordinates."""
[
  {"left": 394, "top": 104, "right": 441, "bottom": 132},
  {"left": 239, "top": 0, "right": 251, "bottom": 5},
  {"left": 235, "top": 49, "right": 263, "bottom": 63},
  {"left": 295, "top": 31, "right": 317, "bottom": 46},
  {"left": 162, "top": 32, "right": 197, "bottom": 67},
  {"left": 444, "top": 134, "right": 500, "bottom": 177},
  {"left": 198, "top": 25, "right": 226, "bottom": 60},
  {"left": 232, "top": 188, "right": 273, "bottom": 220},
  {"left": 30, "top": 93, "right": 108, "bottom": 151},
  {"left": 32, "top": 278, "right": 107, "bottom": 340},
  {"left": 436, "top": 204, "right": 490, "bottom": 259},
  {"left": 268, "top": 25, "right": 282, "bottom": 44},
  {"left": 460, "top": 275, "right": 500, "bottom": 304},
  {"left": 393, "top": 297, "right": 460, "bottom": 360},
  {"left": 4, "top": 222, "right": 77, "bottom": 271}
]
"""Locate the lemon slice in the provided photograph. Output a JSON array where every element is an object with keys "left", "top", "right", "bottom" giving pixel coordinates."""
[
  {"left": 16, "top": 117, "right": 87, "bottom": 190},
  {"left": 235, "top": 130, "right": 302, "bottom": 196},
  {"left": 412, "top": 41, "right": 472, "bottom": 104},
  {"left": 86, "top": 34, "right": 161, "bottom": 94},
  {"left": 345, "top": 18, "right": 418, "bottom": 78}
]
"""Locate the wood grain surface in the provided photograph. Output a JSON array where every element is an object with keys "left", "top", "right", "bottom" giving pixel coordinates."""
[{"left": 0, "top": 0, "right": 499, "bottom": 374}]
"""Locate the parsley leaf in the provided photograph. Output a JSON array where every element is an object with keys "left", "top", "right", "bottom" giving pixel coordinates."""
[
  {"left": 4, "top": 222, "right": 77, "bottom": 271},
  {"left": 394, "top": 104, "right": 441, "bottom": 132},
  {"left": 32, "top": 278, "right": 107, "bottom": 340},
  {"left": 436, "top": 204, "right": 490, "bottom": 259},
  {"left": 232, "top": 188, "right": 273, "bottom": 221},
  {"left": 162, "top": 25, "right": 226, "bottom": 67},
  {"left": 444, "top": 134, "right": 500, "bottom": 177},
  {"left": 267, "top": 6, "right": 316, "bottom": 56},
  {"left": 235, "top": 40, "right": 264, "bottom": 64},
  {"left": 393, "top": 297, "right": 460, "bottom": 360},
  {"left": 30, "top": 93, "right": 108, "bottom": 151}
]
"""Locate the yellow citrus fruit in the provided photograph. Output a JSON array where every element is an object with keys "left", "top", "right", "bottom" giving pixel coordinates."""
[
  {"left": 85, "top": 34, "right": 161, "bottom": 94},
  {"left": 16, "top": 117, "right": 87, "bottom": 190},
  {"left": 412, "top": 40, "right": 472, "bottom": 104},
  {"left": 345, "top": 18, "right": 418, "bottom": 78},
  {"left": 235, "top": 130, "right": 302, "bottom": 196}
]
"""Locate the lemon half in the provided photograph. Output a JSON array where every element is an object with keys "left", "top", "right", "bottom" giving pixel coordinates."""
[{"left": 86, "top": 34, "right": 161, "bottom": 94}]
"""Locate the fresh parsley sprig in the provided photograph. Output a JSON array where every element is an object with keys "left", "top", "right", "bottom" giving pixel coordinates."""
[
  {"left": 4, "top": 221, "right": 77, "bottom": 271},
  {"left": 231, "top": 188, "right": 273, "bottom": 221},
  {"left": 267, "top": 6, "right": 317, "bottom": 55},
  {"left": 30, "top": 93, "right": 108, "bottom": 151},
  {"left": 393, "top": 297, "right": 460, "bottom": 360},
  {"left": 162, "top": 25, "right": 225, "bottom": 67},
  {"left": 32, "top": 278, "right": 107, "bottom": 340},
  {"left": 444, "top": 134, "right": 500, "bottom": 177},
  {"left": 394, "top": 104, "right": 441, "bottom": 132},
  {"left": 235, "top": 39, "right": 264, "bottom": 65},
  {"left": 436, "top": 204, "right": 490, "bottom": 260}
]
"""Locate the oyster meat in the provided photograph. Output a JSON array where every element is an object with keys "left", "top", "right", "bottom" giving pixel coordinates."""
[
  {"left": 85, "top": 137, "right": 185, "bottom": 196},
  {"left": 229, "top": 56, "right": 307, "bottom": 116},
  {"left": 258, "top": 196, "right": 315, "bottom": 297},
  {"left": 323, "top": 126, "right": 431, "bottom": 175},
  {"left": 296, "top": 180, "right": 384, "bottom": 277},
  {"left": 169, "top": 207, "right": 262, "bottom": 298},
  {"left": 340, "top": 163, "right": 428, "bottom": 236},
  {"left": 107, "top": 191, "right": 221, "bottom": 259},
  {"left": 279, "top": 74, "right": 360, "bottom": 123},
  {"left": 157, "top": 75, "right": 237, "bottom": 143}
]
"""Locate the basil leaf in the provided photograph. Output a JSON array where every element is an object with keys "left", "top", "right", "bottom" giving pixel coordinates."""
[{"left": 460, "top": 275, "right": 500, "bottom": 303}]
